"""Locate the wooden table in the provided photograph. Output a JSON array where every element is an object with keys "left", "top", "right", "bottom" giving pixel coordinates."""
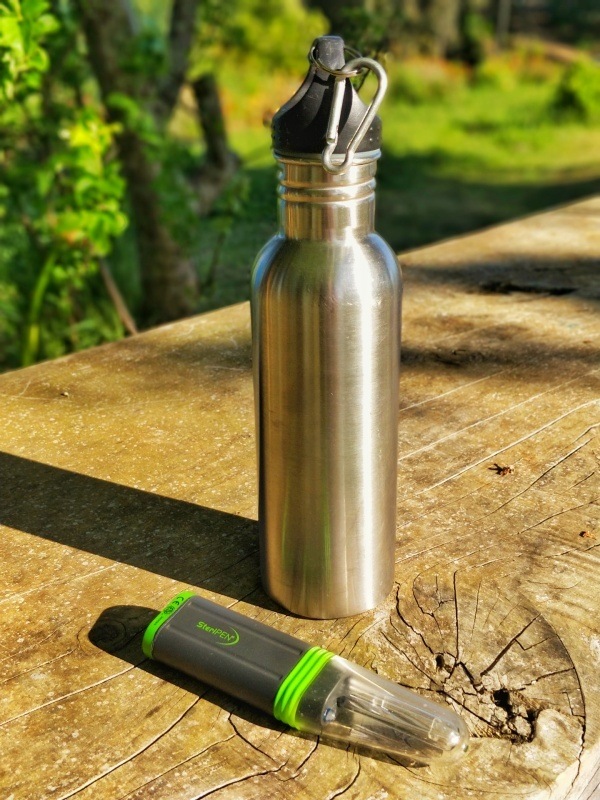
[{"left": 1, "top": 197, "right": 599, "bottom": 800}]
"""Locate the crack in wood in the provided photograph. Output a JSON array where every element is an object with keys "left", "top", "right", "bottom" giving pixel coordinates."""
[
  {"left": 287, "top": 739, "right": 319, "bottom": 779},
  {"left": 480, "top": 615, "right": 541, "bottom": 677},
  {"left": 393, "top": 597, "right": 436, "bottom": 661},
  {"left": 467, "top": 578, "right": 483, "bottom": 656},
  {"left": 228, "top": 716, "right": 282, "bottom": 768},
  {"left": 189, "top": 764, "right": 282, "bottom": 800},
  {"left": 398, "top": 373, "right": 501, "bottom": 415},
  {"left": 382, "top": 627, "right": 430, "bottom": 675},
  {"left": 518, "top": 500, "right": 598, "bottom": 537},
  {"left": 396, "top": 482, "right": 485, "bottom": 537},
  {"left": 571, "top": 471, "right": 596, "bottom": 489},
  {"left": 490, "top": 687, "right": 541, "bottom": 742},
  {"left": 477, "top": 439, "right": 594, "bottom": 523},
  {"left": 575, "top": 422, "right": 600, "bottom": 442},
  {"left": 531, "top": 541, "right": 600, "bottom": 561},
  {"left": 452, "top": 572, "right": 460, "bottom": 666},
  {"left": 0, "top": 563, "right": 118, "bottom": 607},
  {"left": 563, "top": 654, "right": 587, "bottom": 797},
  {"left": 326, "top": 758, "right": 361, "bottom": 799},
  {"left": 344, "top": 617, "right": 385, "bottom": 661},
  {"left": 397, "top": 378, "right": 570, "bottom": 464},
  {"left": 60, "top": 696, "right": 207, "bottom": 800},
  {"left": 0, "top": 662, "right": 139, "bottom": 728},
  {"left": 0, "top": 645, "right": 78, "bottom": 686},
  {"left": 411, "top": 583, "right": 447, "bottom": 653},
  {"left": 389, "top": 572, "right": 587, "bottom": 754},
  {"left": 202, "top": 552, "right": 259, "bottom": 584},
  {"left": 413, "top": 397, "right": 600, "bottom": 496},
  {"left": 400, "top": 765, "right": 545, "bottom": 796},
  {"left": 0, "top": 622, "right": 71, "bottom": 666}
]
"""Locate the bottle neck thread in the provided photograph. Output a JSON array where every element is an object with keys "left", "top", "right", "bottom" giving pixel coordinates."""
[{"left": 276, "top": 156, "right": 378, "bottom": 241}]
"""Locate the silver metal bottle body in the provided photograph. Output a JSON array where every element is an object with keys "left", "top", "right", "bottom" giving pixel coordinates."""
[{"left": 251, "top": 156, "right": 402, "bottom": 619}]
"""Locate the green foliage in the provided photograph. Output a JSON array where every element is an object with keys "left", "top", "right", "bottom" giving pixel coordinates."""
[
  {"left": 458, "top": 12, "right": 493, "bottom": 66},
  {"left": 0, "top": 0, "right": 58, "bottom": 97},
  {"left": 36, "top": 110, "right": 127, "bottom": 257},
  {"left": 197, "top": 171, "right": 250, "bottom": 296},
  {"left": 2, "top": 0, "right": 256, "bottom": 373},
  {"left": 18, "top": 110, "right": 128, "bottom": 366},
  {"left": 107, "top": 91, "right": 161, "bottom": 147},
  {"left": 329, "top": 6, "right": 390, "bottom": 57},
  {"left": 194, "top": 0, "right": 326, "bottom": 75},
  {"left": 123, "top": 22, "right": 166, "bottom": 79},
  {"left": 0, "top": 281, "right": 20, "bottom": 364},
  {"left": 551, "top": 59, "right": 600, "bottom": 122},
  {"left": 153, "top": 138, "right": 205, "bottom": 253},
  {"left": 473, "top": 57, "right": 517, "bottom": 90},
  {"left": 388, "top": 59, "right": 466, "bottom": 105},
  {"left": 108, "top": 88, "right": 210, "bottom": 258},
  {"left": 0, "top": 0, "right": 129, "bottom": 368},
  {"left": 474, "top": 45, "right": 564, "bottom": 91}
]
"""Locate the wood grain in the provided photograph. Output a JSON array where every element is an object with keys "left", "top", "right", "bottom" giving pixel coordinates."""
[{"left": 0, "top": 197, "right": 599, "bottom": 799}]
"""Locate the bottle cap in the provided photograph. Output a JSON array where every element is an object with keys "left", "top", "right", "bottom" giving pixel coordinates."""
[{"left": 272, "top": 35, "right": 382, "bottom": 160}]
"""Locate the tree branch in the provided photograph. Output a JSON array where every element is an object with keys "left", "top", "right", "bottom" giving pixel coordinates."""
[
  {"left": 192, "top": 73, "right": 235, "bottom": 171},
  {"left": 156, "top": 0, "right": 200, "bottom": 123},
  {"left": 75, "top": 0, "right": 199, "bottom": 323},
  {"left": 191, "top": 72, "right": 240, "bottom": 213},
  {"left": 99, "top": 260, "right": 139, "bottom": 336}
]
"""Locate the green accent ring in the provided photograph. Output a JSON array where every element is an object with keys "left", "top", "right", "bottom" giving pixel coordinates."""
[
  {"left": 273, "top": 646, "right": 334, "bottom": 728},
  {"left": 142, "top": 590, "right": 196, "bottom": 658}
]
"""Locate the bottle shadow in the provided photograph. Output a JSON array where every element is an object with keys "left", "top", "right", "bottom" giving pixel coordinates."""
[{"left": 0, "top": 450, "right": 272, "bottom": 607}]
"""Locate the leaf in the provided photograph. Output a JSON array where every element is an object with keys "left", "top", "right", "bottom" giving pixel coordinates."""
[
  {"left": 32, "top": 13, "right": 58, "bottom": 38},
  {"left": 22, "top": 0, "right": 51, "bottom": 18},
  {"left": 35, "top": 167, "right": 54, "bottom": 198},
  {"left": 27, "top": 44, "right": 48, "bottom": 72},
  {"left": 112, "top": 211, "right": 128, "bottom": 235},
  {"left": 0, "top": 18, "right": 23, "bottom": 53},
  {"left": 73, "top": 176, "right": 95, "bottom": 199},
  {"left": 106, "top": 91, "right": 138, "bottom": 118},
  {"left": 0, "top": 0, "right": 22, "bottom": 16}
]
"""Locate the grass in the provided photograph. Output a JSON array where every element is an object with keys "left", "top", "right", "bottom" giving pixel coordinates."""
[{"left": 189, "top": 66, "right": 600, "bottom": 314}]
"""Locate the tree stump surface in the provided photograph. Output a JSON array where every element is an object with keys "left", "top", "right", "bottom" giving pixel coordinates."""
[{"left": 0, "top": 197, "right": 599, "bottom": 800}]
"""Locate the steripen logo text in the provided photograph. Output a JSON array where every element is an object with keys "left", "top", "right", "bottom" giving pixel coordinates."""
[{"left": 197, "top": 620, "right": 240, "bottom": 646}]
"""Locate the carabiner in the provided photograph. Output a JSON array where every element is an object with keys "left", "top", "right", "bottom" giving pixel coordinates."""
[{"left": 321, "top": 56, "right": 388, "bottom": 175}]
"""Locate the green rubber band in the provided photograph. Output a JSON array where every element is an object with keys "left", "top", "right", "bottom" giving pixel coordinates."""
[
  {"left": 273, "top": 646, "right": 334, "bottom": 728},
  {"left": 142, "top": 590, "right": 196, "bottom": 658}
]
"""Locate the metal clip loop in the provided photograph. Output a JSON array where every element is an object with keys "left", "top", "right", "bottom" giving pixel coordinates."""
[
  {"left": 309, "top": 45, "right": 362, "bottom": 77},
  {"left": 316, "top": 55, "right": 388, "bottom": 175}
]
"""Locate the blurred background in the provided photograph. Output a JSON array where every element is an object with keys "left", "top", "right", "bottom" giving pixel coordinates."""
[{"left": 1, "top": 0, "right": 599, "bottom": 372}]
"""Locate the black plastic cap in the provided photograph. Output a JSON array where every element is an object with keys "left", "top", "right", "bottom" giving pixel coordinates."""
[{"left": 272, "top": 35, "right": 382, "bottom": 157}]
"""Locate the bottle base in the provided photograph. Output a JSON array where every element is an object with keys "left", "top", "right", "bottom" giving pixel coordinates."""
[{"left": 263, "top": 575, "right": 393, "bottom": 620}]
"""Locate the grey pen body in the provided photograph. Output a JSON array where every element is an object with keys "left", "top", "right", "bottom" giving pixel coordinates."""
[{"left": 150, "top": 594, "right": 310, "bottom": 715}]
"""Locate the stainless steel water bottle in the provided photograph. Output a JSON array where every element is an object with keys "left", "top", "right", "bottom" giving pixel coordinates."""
[{"left": 251, "top": 36, "right": 402, "bottom": 619}]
